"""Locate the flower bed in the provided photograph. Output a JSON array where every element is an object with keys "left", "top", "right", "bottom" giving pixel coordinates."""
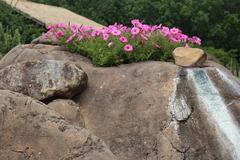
[{"left": 45, "top": 19, "right": 201, "bottom": 66}]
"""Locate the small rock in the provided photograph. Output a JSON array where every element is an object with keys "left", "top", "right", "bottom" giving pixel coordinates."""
[
  {"left": 0, "top": 60, "right": 87, "bottom": 101},
  {"left": 173, "top": 47, "right": 207, "bottom": 67},
  {"left": 48, "top": 99, "right": 85, "bottom": 127}
]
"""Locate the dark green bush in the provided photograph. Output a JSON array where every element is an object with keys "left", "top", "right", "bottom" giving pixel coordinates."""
[
  {"left": 0, "top": 1, "right": 45, "bottom": 55},
  {"left": 0, "top": 23, "right": 21, "bottom": 57}
]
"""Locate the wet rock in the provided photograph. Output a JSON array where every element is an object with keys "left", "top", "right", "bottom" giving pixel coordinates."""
[
  {"left": 0, "top": 60, "right": 87, "bottom": 101},
  {"left": 0, "top": 90, "right": 116, "bottom": 160},
  {"left": 48, "top": 99, "right": 85, "bottom": 127},
  {"left": 173, "top": 47, "right": 207, "bottom": 67}
]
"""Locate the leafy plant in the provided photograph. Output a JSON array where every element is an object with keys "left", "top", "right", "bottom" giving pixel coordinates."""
[
  {"left": 0, "top": 1, "right": 45, "bottom": 48},
  {"left": 44, "top": 20, "right": 201, "bottom": 66},
  {"left": 0, "top": 23, "right": 21, "bottom": 57}
]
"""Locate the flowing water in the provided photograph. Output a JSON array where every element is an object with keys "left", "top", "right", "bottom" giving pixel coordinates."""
[{"left": 187, "top": 68, "right": 240, "bottom": 160}]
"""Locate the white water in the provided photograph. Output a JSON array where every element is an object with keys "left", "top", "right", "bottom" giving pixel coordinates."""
[
  {"left": 216, "top": 68, "right": 240, "bottom": 96},
  {"left": 187, "top": 68, "right": 240, "bottom": 160}
]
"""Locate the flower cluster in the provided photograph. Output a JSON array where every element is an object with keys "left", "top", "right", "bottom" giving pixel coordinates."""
[
  {"left": 44, "top": 20, "right": 201, "bottom": 66},
  {"left": 46, "top": 19, "right": 201, "bottom": 51}
]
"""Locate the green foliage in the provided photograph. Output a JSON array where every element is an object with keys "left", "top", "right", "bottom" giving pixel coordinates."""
[
  {"left": 58, "top": 31, "right": 179, "bottom": 67},
  {"left": 0, "top": 1, "right": 44, "bottom": 55},
  {"left": 202, "top": 46, "right": 240, "bottom": 77},
  {"left": 0, "top": 23, "right": 21, "bottom": 57}
]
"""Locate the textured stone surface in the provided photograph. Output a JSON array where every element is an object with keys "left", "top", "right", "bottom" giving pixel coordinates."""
[
  {"left": 0, "top": 44, "right": 239, "bottom": 160},
  {"left": 48, "top": 99, "right": 85, "bottom": 127},
  {"left": 0, "top": 90, "right": 116, "bottom": 160},
  {"left": 173, "top": 47, "right": 207, "bottom": 67},
  {"left": 0, "top": 60, "right": 87, "bottom": 101}
]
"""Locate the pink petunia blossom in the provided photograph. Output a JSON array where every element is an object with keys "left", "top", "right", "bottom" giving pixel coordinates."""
[
  {"left": 70, "top": 24, "right": 79, "bottom": 33},
  {"left": 131, "top": 19, "right": 141, "bottom": 26},
  {"left": 103, "top": 33, "right": 110, "bottom": 41},
  {"left": 57, "top": 22, "right": 67, "bottom": 28},
  {"left": 131, "top": 27, "right": 140, "bottom": 35},
  {"left": 170, "top": 27, "right": 181, "bottom": 34},
  {"left": 161, "top": 26, "right": 170, "bottom": 36},
  {"left": 124, "top": 44, "right": 133, "bottom": 52},
  {"left": 56, "top": 30, "right": 64, "bottom": 38},
  {"left": 111, "top": 29, "right": 122, "bottom": 36},
  {"left": 119, "top": 36, "right": 128, "bottom": 43},
  {"left": 188, "top": 36, "right": 201, "bottom": 45}
]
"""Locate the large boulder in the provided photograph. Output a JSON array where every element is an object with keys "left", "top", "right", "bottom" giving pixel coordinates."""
[
  {"left": 48, "top": 99, "right": 85, "bottom": 127},
  {"left": 0, "top": 44, "right": 240, "bottom": 160},
  {"left": 0, "top": 59, "right": 87, "bottom": 101},
  {"left": 0, "top": 89, "right": 117, "bottom": 160},
  {"left": 172, "top": 47, "right": 207, "bottom": 67}
]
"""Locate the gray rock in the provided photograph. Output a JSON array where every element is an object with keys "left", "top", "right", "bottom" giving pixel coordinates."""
[
  {"left": 0, "top": 89, "right": 117, "bottom": 160},
  {"left": 48, "top": 99, "right": 85, "bottom": 127},
  {"left": 0, "top": 60, "right": 87, "bottom": 101}
]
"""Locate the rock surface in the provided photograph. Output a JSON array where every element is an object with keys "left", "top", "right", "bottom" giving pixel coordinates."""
[
  {"left": 0, "top": 44, "right": 240, "bottom": 160},
  {"left": 0, "top": 59, "right": 87, "bottom": 101},
  {"left": 48, "top": 99, "right": 85, "bottom": 127},
  {"left": 0, "top": 89, "right": 116, "bottom": 160},
  {"left": 173, "top": 47, "right": 207, "bottom": 67}
]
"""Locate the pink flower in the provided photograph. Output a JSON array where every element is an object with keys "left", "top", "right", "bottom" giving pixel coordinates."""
[
  {"left": 124, "top": 44, "right": 133, "bottom": 52},
  {"left": 131, "top": 27, "right": 140, "bottom": 35},
  {"left": 103, "top": 33, "right": 110, "bottom": 41},
  {"left": 141, "top": 24, "right": 151, "bottom": 31},
  {"left": 131, "top": 19, "right": 141, "bottom": 26},
  {"left": 161, "top": 26, "right": 170, "bottom": 36},
  {"left": 47, "top": 25, "right": 54, "bottom": 30},
  {"left": 56, "top": 30, "right": 64, "bottom": 38},
  {"left": 111, "top": 29, "right": 121, "bottom": 36},
  {"left": 119, "top": 36, "right": 128, "bottom": 43},
  {"left": 170, "top": 27, "right": 181, "bottom": 34},
  {"left": 91, "top": 30, "right": 101, "bottom": 37},
  {"left": 188, "top": 36, "right": 201, "bottom": 45},
  {"left": 70, "top": 24, "right": 79, "bottom": 33},
  {"left": 57, "top": 22, "right": 66, "bottom": 28},
  {"left": 66, "top": 34, "right": 76, "bottom": 43},
  {"left": 179, "top": 34, "right": 188, "bottom": 41}
]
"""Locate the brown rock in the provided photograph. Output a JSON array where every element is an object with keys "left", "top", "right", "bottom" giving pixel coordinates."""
[
  {"left": 0, "top": 89, "right": 116, "bottom": 160},
  {"left": 173, "top": 47, "right": 207, "bottom": 67},
  {"left": 48, "top": 99, "right": 85, "bottom": 127},
  {"left": 0, "top": 60, "right": 87, "bottom": 101},
  {"left": 0, "top": 44, "right": 239, "bottom": 160}
]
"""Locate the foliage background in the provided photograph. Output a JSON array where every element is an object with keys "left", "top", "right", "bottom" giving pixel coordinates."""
[{"left": 0, "top": 1, "right": 45, "bottom": 57}]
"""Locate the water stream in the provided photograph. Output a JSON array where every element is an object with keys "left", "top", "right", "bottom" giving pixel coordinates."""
[{"left": 187, "top": 68, "right": 240, "bottom": 160}]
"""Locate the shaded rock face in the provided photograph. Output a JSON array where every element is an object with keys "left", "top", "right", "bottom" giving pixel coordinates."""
[
  {"left": 0, "top": 90, "right": 116, "bottom": 160},
  {"left": 173, "top": 47, "right": 207, "bottom": 67},
  {"left": 1, "top": 44, "right": 240, "bottom": 160},
  {"left": 0, "top": 60, "right": 87, "bottom": 101},
  {"left": 48, "top": 99, "right": 85, "bottom": 127}
]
